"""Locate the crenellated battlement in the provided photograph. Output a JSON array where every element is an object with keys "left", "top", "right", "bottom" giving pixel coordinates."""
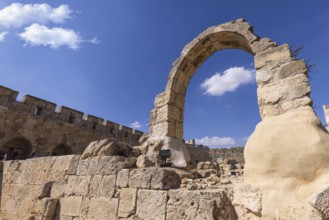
[
  {"left": 0, "top": 85, "right": 144, "bottom": 158},
  {"left": 0, "top": 85, "right": 144, "bottom": 139}
]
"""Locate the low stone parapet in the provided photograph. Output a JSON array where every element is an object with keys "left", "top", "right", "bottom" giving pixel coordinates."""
[{"left": 0, "top": 155, "right": 239, "bottom": 219}]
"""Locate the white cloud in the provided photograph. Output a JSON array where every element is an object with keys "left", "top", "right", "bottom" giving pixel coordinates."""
[
  {"left": 90, "top": 37, "right": 101, "bottom": 45},
  {"left": 195, "top": 136, "right": 236, "bottom": 147},
  {"left": 0, "top": 3, "right": 72, "bottom": 29},
  {"left": 130, "top": 121, "right": 142, "bottom": 129},
  {"left": 0, "top": 31, "right": 7, "bottom": 42},
  {"left": 201, "top": 66, "right": 255, "bottom": 96},
  {"left": 19, "top": 24, "right": 82, "bottom": 50}
]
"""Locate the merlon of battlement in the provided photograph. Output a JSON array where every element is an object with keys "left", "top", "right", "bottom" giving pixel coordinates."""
[{"left": 0, "top": 85, "right": 19, "bottom": 101}]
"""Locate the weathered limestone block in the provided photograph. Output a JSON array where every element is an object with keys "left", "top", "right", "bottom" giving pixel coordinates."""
[
  {"left": 77, "top": 156, "right": 134, "bottom": 176},
  {"left": 155, "top": 105, "right": 183, "bottom": 123},
  {"left": 50, "top": 180, "right": 66, "bottom": 198},
  {"left": 283, "top": 74, "right": 310, "bottom": 100},
  {"left": 17, "top": 197, "right": 35, "bottom": 219},
  {"left": 129, "top": 168, "right": 153, "bottom": 189},
  {"left": 76, "top": 157, "right": 98, "bottom": 176},
  {"left": 96, "top": 156, "right": 132, "bottom": 175},
  {"left": 154, "top": 91, "right": 175, "bottom": 108},
  {"left": 136, "top": 189, "right": 167, "bottom": 220},
  {"left": 98, "top": 175, "right": 116, "bottom": 198},
  {"left": 1, "top": 195, "right": 17, "bottom": 213},
  {"left": 84, "top": 197, "right": 118, "bottom": 220},
  {"left": 88, "top": 175, "right": 103, "bottom": 197},
  {"left": 3, "top": 160, "right": 21, "bottom": 172},
  {"left": 74, "top": 176, "right": 91, "bottom": 196},
  {"left": 52, "top": 155, "right": 80, "bottom": 174},
  {"left": 232, "top": 183, "right": 262, "bottom": 215},
  {"left": 81, "top": 138, "right": 133, "bottom": 159},
  {"left": 64, "top": 175, "right": 78, "bottom": 196},
  {"left": 118, "top": 188, "right": 137, "bottom": 217},
  {"left": 254, "top": 44, "right": 293, "bottom": 70},
  {"left": 251, "top": 37, "right": 277, "bottom": 54},
  {"left": 59, "top": 196, "right": 83, "bottom": 217},
  {"left": 136, "top": 155, "right": 155, "bottom": 168},
  {"left": 275, "top": 59, "right": 307, "bottom": 81},
  {"left": 309, "top": 185, "right": 329, "bottom": 218},
  {"left": 151, "top": 168, "right": 181, "bottom": 190},
  {"left": 257, "top": 73, "right": 310, "bottom": 112},
  {"left": 160, "top": 136, "right": 191, "bottom": 168},
  {"left": 257, "top": 81, "right": 285, "bottom": 105},
  {"left": 281, "top": 96, "right": 312, "bottom": 112},
  {"left": 150, "top": 120, "right": 176, "bottom": 138},
  {"left": 166, "top": 189, "right": 236, "bottom": 220},
  {"left": 41, "top": 198, "right": 59, "bottom": 220},
  {"left": 255, "top": 64, "right": 275, "bottom": 84},
  {"left": 116, "top": 169, "right": 130, "bottom": 188},
  {"left": 215, "top": 18, "right": 259, "bottom": 43}
]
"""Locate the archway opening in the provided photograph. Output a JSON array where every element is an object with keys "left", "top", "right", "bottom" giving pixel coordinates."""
[
  {"left": 51, "top": 144, "right": 72, "bottom": 156},
  {"left": 184, "top": 49, "right": 259, "bottom": 148},
  {"left": 0, "top": 137, "right": 32, "bottom": 160}
]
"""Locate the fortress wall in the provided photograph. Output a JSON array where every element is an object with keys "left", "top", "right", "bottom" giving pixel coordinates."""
[
  {"left": 0, "top": 86, "right": 18, "bottom": 103},
  {"left": 57, "top": 106, "right": 84, "bottom": 123},
  {"left": 186, "top": 145, "right": 211, "bottom": 167},
  {"left": 0, "top": 156, "right": 235, "bottom": 220},
  {"left": 22, "top": 95, "right": 57, "bottom": 115},
  {"left": 209, "top": 147, "right": 244, "bottom": 163},
  {"left": 0, "top": 85, "right": 144, "bottom": 157}
]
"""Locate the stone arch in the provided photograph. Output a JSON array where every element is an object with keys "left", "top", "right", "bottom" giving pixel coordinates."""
[
  {"left": 149, "top": 19, "right": 312, "bottom": 140},
  {"left": 147, "top": 19, "right": 329, "bottom": 218},
  {"left": 148, "top": 19, "right": 313, "bottom": 168},
  {"left": 51, "top": 144, "right": 72, "bottom": 156},
  {"left": 0, "top": 137, "right": 32, "bottom": 160}
]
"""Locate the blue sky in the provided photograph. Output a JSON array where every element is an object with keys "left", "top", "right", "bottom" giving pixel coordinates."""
[{"left": 1, "top": 1, "right": 329, "bottom": 147}]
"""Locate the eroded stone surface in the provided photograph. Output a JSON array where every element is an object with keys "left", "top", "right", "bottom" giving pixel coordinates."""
[
  {"left": 166, "top": 189, "right": 236, "bottom": 220},
  {"left": 310, "top": 185, "right": 329, "bottom": 218},
  {"left": 118, "top": 188, "right": 137, "bottom": 217},
  {"left": 232, "top": 183, "right": 262, "bottom": 215},
  {"left": 136, "top": 189, "right": 167, "bottom": 220}
]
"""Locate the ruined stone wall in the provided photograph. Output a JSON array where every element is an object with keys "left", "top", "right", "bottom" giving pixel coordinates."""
[
  {"left": 209, "top": 147, "right": 244, "bottom": 163},
  {"left": 185, "top": 145, "right": 210, "bottom": 167},
  {"left": 323, "top": 104, "right": 329, "bottom": 131},
  {"left": 0, "top": 85, "right": 144, "bottom": 158},
  {"left": 0, "top": 156, "right": 237, "bottom": 220},
  {"left": 185, "top": 145, "right": 245, "bottom": 167}
]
